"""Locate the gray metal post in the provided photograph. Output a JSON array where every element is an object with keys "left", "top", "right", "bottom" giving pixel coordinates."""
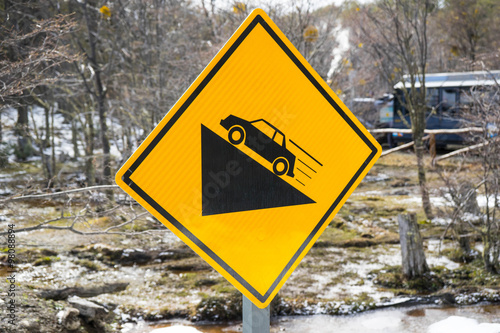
[{"left": 243, "top": 295, "right": 270, "bottom": 333}]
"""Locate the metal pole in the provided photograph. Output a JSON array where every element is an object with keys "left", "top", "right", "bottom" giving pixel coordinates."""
[{"left": 242, "top": 295, "right": 270, "bottom": 333}]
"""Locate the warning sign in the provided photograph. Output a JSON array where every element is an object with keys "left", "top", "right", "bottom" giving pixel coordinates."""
[{"left": 116, "top": 9, "right": 381, "bottom": 308}]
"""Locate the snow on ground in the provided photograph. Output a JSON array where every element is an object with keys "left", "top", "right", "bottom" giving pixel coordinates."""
[
  {"left": 425, "top": 239, "right": 460, "bottom": 270},
  {"left": 477, "top": 195, "right": 499, "bottom": 208},
  {"left": 317, "top": 246, "right": 399, "bottom": 301},
  {"left": 306, "top": 239, "right": 461, "bottom": 302},
  {"left": 1, "top": 106, "right": 128, "bottom": 163},
  {"left": 428, "top": 316, "right": 500, "bottom": 333}
]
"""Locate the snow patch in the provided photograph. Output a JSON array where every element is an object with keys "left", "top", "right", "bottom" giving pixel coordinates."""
[
  {"left": 477, "top": 195, "right": 498, "bottom": 208},
  {"left": 56, "top": 310, "right": 65, "bottom": 324},
  {"left": 428, "top": 316, "right": 500, "bottom": 333},
  {"left": 364, "top": 173, "right": 390, "bottom": 182}
]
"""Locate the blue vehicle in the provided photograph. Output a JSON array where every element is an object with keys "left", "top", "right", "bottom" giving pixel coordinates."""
[
  {"left": 220, "top": 115, "right": 296, "bottom": 177},
  {"left": 377, "top": 70, "right": 500, "bottom": 147}
]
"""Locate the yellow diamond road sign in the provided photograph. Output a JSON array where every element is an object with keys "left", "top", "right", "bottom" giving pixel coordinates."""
[{"left": 116, "top": 9, "right": 381, "bottom": 308}]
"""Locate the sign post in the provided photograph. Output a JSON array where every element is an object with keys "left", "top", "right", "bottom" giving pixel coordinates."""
[
  {"left": 115, "top": 8, "right": 381, "bottom": 311},
  {"left": 243, "top": 295, "right": 270, "bottom": 333}
]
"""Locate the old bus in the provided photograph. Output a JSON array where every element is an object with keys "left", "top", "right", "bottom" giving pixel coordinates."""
[{"left": 377, "top": 70, "right": 500, "bottom": 148}]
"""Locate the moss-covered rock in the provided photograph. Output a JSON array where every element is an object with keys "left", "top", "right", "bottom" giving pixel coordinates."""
[
  {"left": 194, "top": 291, "right": 242, "bottom": 321},
  {"left": 371, "top": 265, "right": 444, "bottom": 292},
  {"left": 33, "top": 256, "right": 60, "bottom": 266}
]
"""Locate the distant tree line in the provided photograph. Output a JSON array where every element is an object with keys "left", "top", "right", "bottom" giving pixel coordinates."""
[{"left": 0, "top": 0, "right": 341, "bottom": 187}]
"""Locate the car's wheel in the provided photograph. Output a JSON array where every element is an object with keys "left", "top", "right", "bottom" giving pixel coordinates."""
[
  {"left": 272, "top": 157, "right": 289, "bottom": 176},
  {"left": 228, "top": 126, "right": 245, "bottom": 145}
]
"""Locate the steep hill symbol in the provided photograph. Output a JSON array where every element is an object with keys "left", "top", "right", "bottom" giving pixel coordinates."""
[{"left": 201, "top": 124, "right": 315, "bottom": 216}]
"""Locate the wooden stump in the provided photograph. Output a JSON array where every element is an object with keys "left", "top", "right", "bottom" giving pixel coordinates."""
[
  {"left": 456, "top": 182, "right": 480, "bottom": 254},
  {"left": 398, "top": 213, "right": 429, "bottom": 279}
]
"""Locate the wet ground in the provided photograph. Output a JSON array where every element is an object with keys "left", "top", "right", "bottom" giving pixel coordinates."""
[
  {"left": 1, "top": 151, "right": 499, "bottom": 332},
  {"left": 136, "top": 304, "right": 500, "bottom": 332}
]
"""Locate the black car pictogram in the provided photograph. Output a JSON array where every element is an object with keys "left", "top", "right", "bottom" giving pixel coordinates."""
[{"left": 220, "top": 115, "right": 296, "bottom": 177}]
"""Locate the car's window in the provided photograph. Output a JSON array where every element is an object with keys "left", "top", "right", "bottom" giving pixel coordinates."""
[
  {"left": 441, "top": 88, "right": 457, "bottom": 111},
  {"left": 273, "top": 132, "right": 284, "bottom": 146},
  {"left": 426, "top": 88, "right": 439, "bottom": 108},
  {"left": 459, "top": 88, "right": 473, "bottom": 106},
  {"left": 251, "top": 120, "right": 275, "bottom": 140}
]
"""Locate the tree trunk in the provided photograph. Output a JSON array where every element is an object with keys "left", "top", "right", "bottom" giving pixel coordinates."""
[
  {"left": 482, "top": 232, "right": 499, "bottom": 274},
  {"left": 51, "top": 105, "right": 56, "bottom": 186},
  {"left": 456, "top": 182, "right": 480, "bottom": 255},
  {"left": 41, "top": 106, "right": 53, "bottom": 183},
  {"left": 71, "top": 117, "right": 79, "bottom": 160},
  {"left": 97, "top": 93, "right": 111, "bottom": 185},
  {"left": 0, "top": 109, "right": 3, "bottom": 143},
  {"left": 414, "top": 136, "right": 433, "bottom": 220},
  {"left": 398, "top": 213, "right": 429, "bottom": 279},
  {"left": 85, "top": 112, "right": 95, "bottom": 187},
  {"left": 15, "top": 104, "right": 33, "bottom": 160},
  {"left": 44, "top": 103, "right": 50, "bottom": 147},
  {"left": 84, "top": 0, "right": 112, "bottom": 186}
]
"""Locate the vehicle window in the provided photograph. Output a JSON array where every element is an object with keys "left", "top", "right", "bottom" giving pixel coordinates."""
[
  {"left": 394, "top": 90, "right": 408, "bottom": 116},
  {"left": 441, "top": 88, "right": 457, "bottom": 111},
  {"left": 251, "top": 120, "right": 274, "bottom": 142},
  {"left": 459, "top": 88, "right": 473, "bottom": 106},
  {"left": 379, "top": 103, "right": 393, "bottom": 124},
  {"left": 426, "top": 88, "right": 439, "bottom": 108},
  {"left": 273, "top": 132, "right": 284, "bottom": 146}
]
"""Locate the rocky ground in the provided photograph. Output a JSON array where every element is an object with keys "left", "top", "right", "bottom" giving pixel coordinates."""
[{"left": 0, "top": 151, "right": 499, "bottom": 332}]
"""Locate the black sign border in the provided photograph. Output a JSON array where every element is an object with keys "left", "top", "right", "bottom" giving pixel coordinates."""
[{"left": 122, "top": 14, "right": 379, "bottom": 303}]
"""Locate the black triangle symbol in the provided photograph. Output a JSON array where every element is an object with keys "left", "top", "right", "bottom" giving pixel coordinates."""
[{"left": 201, "top": 124, "right": 315, "bottom": 216}]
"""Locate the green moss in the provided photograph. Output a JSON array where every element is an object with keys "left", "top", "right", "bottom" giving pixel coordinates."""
[
  {"left": 441, "top": 247, "right": 477, "bottom": 263},
  {"left": 195, "top": 291, "right": 241, "bottom": 321},
  {"left": 315, "top": 226, "right": 361, "bottom": 247},
  {"left": 342, "top": 292, "right": 374, "bottom": 304},
  {"left": 197, "top": 292, "right": 209, "bottom": 298},
  {"left": 327, "top": 271, "right": 361, "bottom": 286},
  {"left": 440, "top": 260, "right": 500, "bottom": 288},
  {"left": 174, "top": 290, "right": 191, "bottom": 297},
  {"left": 33, "top": 256, "right": 60, "bottom": 266},
  {"left": 370, "top": 265, "right": 444, "bottom": 292},
  {"left": 76, "top": 259, "right": 103, "bottom": 271},
  {"left": 194, "top": 278, "right": 219, "bottom": 287},
  {"left": 211, "top": 283, "right": 236, "bottom": 294},
  {"left": 374, "top": 207, "right": 406, "bottom": 218}
]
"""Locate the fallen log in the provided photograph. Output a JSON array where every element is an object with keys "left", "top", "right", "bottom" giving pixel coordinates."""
[
  {"left": 434, "top": 140, "right": 491, "bottom": 162},
  {"left": 381, "top": 135, "right": 429, "bottom": 156},
  {"left": 38, "top": 282, "right": 129, "bottom": 300}
]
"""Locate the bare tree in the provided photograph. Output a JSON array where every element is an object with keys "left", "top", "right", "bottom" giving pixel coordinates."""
[
  {"left": 437, "top": 78, "right": 500, "bottom": 273},
  {"left": 266, "top": 2, "right": 340, "bottom": 81},
  {"left": 70, "top": 0, "right": 116, "bottom": 185},
  {"left": 0, "top": 3, "right": 77, "bottom": 160},
  {"left": 438, "top": 0, "right": 500, "bottom": 65},
  {"left": 357, "top": 0, "right": 436, "bottom": 220}
]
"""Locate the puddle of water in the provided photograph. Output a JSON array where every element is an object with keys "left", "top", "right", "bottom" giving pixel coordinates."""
[
  {"left": 273, "top": 305, "right": 500, "bottom": 333},
  {"left": 140, "top": 305, "right": 500, "bottom": 333}
]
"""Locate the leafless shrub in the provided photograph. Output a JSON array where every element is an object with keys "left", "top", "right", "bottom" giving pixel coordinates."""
[
  {"left": 0, "top": 14, "right": 78, "bottom": 104},
  {"left": 437, "top": 77, "right": 500, "bottom": 273}
]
